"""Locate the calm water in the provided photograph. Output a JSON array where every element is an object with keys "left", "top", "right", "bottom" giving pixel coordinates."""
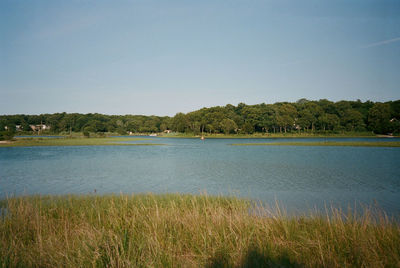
[{"left": 1, "top": 137, "right": 399, "bottom": 214}]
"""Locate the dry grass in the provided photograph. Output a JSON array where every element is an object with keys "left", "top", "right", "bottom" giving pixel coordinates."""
[
  {"left": 0, "top": 137, "right": 164, "bottom": 147},
  {"left": 0, "top": 194, "right": 399, "bottom": 267},
  {"left": 231, "top": 141, "right": 400, "bottom": 147}
]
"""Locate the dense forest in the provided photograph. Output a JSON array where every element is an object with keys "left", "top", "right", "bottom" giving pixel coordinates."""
[{"left": 1, "top": 99, "right": 399, "bottom": 139}]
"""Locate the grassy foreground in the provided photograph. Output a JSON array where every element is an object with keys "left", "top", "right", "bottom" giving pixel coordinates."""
[
  {"left": 231, "top": 141, "right": 400, "bottom": 147},
  {"left": 0, "top": 194, "right": 399, "bottom": 267},
  {"left": 0, "top": 137, "right": 164, "bottom": 147}
]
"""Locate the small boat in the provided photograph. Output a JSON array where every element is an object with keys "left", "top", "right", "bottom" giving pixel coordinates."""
[{"left": 149, "top": 133, "right": 157, "bottom": 137}]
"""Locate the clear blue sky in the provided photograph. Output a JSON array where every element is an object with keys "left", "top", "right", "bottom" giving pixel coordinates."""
[{"left": 1, "top": 0, "right": 399, "bottom": 116}]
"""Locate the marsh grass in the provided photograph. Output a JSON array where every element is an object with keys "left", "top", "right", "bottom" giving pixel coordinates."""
[
  {"left": 231, "top": 141, "right": 400, "bottom": 147},
  {"left": 0, "top": 137, "right": 164, "bottom": 147},
  {"left": 160, "top": 132, "right": 378, "bottom": 139},
  {"left": 0, "top": 194, "right": 399, "bottom": 267}
]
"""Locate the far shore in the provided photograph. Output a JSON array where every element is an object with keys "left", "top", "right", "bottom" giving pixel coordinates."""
[
  {"left": 231, "top": 141, "right": 400, "bottom": 147},
  {"left": 0, "top": 137, "right": 165, "bottom": 147},
  {"left": 11, "top": 130, "right": 395, "bottom": 140},
  {"left": 159, "top": 134, "right": 396, "bottom": 139},
  {"left": 1, "top": 136, "right": 400, "bottom": 148}
]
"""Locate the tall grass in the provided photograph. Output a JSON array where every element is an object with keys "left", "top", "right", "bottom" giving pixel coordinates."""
[{"left": 0, "top": 194, "right": 399, "bottom": 267}]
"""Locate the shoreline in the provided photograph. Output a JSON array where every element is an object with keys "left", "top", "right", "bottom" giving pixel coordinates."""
[
  {"left": 1, "top": 136, "right": 400, "bottom": 147},
  {"left": 158, "top": 133, "right": 383, "bottom": 139},
  {"left": 0, "top": 137, "right": 165, "bottom": 147},
  {"left": 12, "top": 130, "right": 394, "bottom": 140},
  {"left": 231, "top": 141, "right": 400, "bottom": 147}
]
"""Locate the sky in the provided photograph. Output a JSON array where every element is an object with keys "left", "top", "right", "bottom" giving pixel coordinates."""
[{"left": 1, "top": 0, "right": 400, "bottom": 116}]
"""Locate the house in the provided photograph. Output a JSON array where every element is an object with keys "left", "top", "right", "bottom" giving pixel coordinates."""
[
  {"left": 30, "top": 124, "right": 50, "bottom": 131},
  {"left": 293, "top": 124, "right": 301, "bottom": 130}
]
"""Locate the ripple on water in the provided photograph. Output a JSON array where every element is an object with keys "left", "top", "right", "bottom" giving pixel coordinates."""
[{"left": 0, "top": 138, "right": 399, "bottom": 215}]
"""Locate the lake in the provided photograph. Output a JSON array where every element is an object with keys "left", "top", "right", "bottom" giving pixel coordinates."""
[{"left": 1, "top": 137, "right": 399, "bottom": 215}]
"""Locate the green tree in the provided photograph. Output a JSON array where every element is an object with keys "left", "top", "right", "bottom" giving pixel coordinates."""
[
  {"left": 318, "top": 113, "right": 339, "bottom": 131},
  {"left": 368, "top": 103, "right": 391, "bottom": 134},
  {"left": 303, "top": 102, "right": 323, "bottom": 131},
  {"left": 0, "top": 124, "right": 15, "bottom": 140},
  {"left": 297, "top": 110, "right": 313, "bottom": 131},
  {"left": 220, "top": 119, "right": 238, "bottom": 134},
  {"left": 21, "top": 121, "right": 32, "bottom": 132},
  {"left": 0, "top": 131, "right": 14, "bottom": 140},
  {"left": 342, "top": 110, "right": 365, "bottom": 131},
  {"left": 171, "top": 113, "right": 187, "bottom": 133},
  {"left": 276, "top": 104, "right": 297, "bottom": 133},
  {"left": 242, "top": 122, "right": 254, "bottom": 134}
]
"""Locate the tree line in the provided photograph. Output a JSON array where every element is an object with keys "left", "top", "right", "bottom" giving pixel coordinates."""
[{"left": 1, "top": 99, "right": 399, "bottom": 139}]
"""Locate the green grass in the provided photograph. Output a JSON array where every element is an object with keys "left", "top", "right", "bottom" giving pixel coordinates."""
[
  {"left": 0, "top": 193, "right": 399, "bottom": 267},
  {"left": 231, "top": 141, "right": 400, "bottom": 147},
  {"left": 0, "top": 137, "right": 165, "bottom": 147}
]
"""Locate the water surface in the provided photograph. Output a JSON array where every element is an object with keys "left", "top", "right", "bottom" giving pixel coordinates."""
[{"left": 1, "top": 137, "right": 399, "bottom": 215}]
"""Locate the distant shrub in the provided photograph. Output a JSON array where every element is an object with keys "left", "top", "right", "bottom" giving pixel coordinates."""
[{"left": 0, "top": 131, "right": 14, "bottom": 141}]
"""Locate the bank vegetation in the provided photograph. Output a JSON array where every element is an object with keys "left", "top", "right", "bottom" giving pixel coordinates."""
[
  {"left": 1, "top": 99, "right": 399, "bottom": 140},
  {"left": 0, "top": 194, "right": 399, "bottom": 267}
]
